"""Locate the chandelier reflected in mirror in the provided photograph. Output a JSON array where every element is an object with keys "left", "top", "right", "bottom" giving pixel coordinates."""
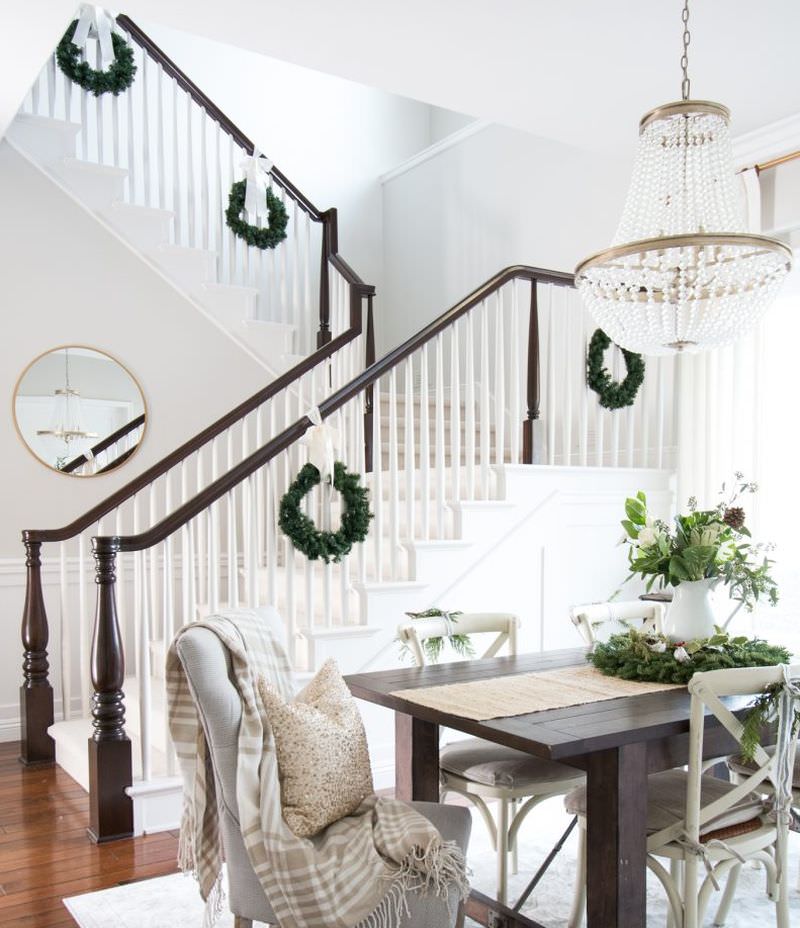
[{"left": 575, "top": 1, "right": 792, "bottom": 356}]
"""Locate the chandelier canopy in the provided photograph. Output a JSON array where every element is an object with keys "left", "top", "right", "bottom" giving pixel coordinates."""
[{"left": 575, "top": 4, "right": 792, "bottom": 356}]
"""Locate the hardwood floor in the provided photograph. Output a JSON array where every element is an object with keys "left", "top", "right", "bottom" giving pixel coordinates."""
[{"left": 0, "top": 741, "right": 179, "bottom": 927}]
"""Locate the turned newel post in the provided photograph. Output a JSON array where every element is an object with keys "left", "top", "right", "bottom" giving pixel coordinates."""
[
  {"left": 19, "top": 533, "right": 55, "bottom": 765},
  {"left": 364, "top": 293, "right": 376, "bottom": 472},
  {"left": 522, "top": 280, "right": 541, "bottom": 465},
  {"left": 87, "top": 536, "right": 133, "bottom": 843}
]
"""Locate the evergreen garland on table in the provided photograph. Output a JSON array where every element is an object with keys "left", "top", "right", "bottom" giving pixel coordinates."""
[
  {"left": 56, "top": 21, "right": 137, "bottom": 96},
  {"left": 401, "top": 608, "right": 475, "bottom": 663},
  {"left": 588, "top": 628, "right": 790, "bottom": 685},
  {"left": 586, "top": 328, "right": 645, "bottom": 410},
  {"left": 225, "top": 180, "right": 289, "bottom": 249},
  {"left": 278, "top": 462, "right": 372, "bottom": 564}
]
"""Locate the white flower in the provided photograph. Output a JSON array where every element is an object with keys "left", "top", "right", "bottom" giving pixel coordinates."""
[
  {"left": 616, "top": 533, "right": 628, "bottom": 547},
  {"left": 638, "top": 527, "right": 657, "bottom": 547},
  {"left": 673, "top": 646, "right": 691, "bottom": 663},
  {"left": 649, "top": 640, "right": 667, "bottom": 653}
]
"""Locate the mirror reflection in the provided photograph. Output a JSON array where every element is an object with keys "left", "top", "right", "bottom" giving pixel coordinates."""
[{"left": 14, "top": 346, "right": 146, "bottom": 476}]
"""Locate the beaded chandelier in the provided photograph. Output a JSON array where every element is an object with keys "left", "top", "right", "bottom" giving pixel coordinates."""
[{"left": 575, "top": 0, "right": 792, "bottom": 355}]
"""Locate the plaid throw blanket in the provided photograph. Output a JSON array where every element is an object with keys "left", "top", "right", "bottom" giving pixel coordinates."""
[{"left": 166, "top": 610, "right": 469, "bottom": 928}]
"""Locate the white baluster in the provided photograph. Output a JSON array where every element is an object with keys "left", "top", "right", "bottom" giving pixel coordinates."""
[
  {"left": 494, "top": 292, "right": 506, "bottom": 468},
  {"left": 59, "top": 542, "right": 71, "bottom": 721},
  {"left": 545, "top": 288, "right": 556, "bottom": 465},
  {"left": 479, "top": 302, "right": 491, "bottom": 497},
  {"left": 465, "top": 313, "right": 476, "bottom": 500},
  {"left": 171, "top": 77, "right": 181, "bottom": 243},
  {"left": 419, "top": 348, "right": 431, "bottom": 539},
  {"left": 186, "top": 91, "right": 195, "bottom": 247},
  {"left": 200, "top": 109, "right": 209, "bottom": 250},
  {"left": 136, "top": 538, "right": 152, "bottom": 782},
  {"left": 404, "top": 357, "right": 416, "bottom": 545},
  {"left": 141, "top": 51, "right": 151, "bottom": 204},
  {"left": 449, "top": 325, "right": 462, "bottom": 503},
  {"left": 435, "top": 333, "right": 446, "bottom": 536},
  {"left": 372, "top": 379, "right": 384, "bottom": 576},
  {"left": 94, "top": 42, "right": 104, "bottom": 164},
  {"left": 78, "top": 531, "right": 89, "bottom": 710},
  {"left": 388, "top": 368, "right": 400, "bottom": 579}
]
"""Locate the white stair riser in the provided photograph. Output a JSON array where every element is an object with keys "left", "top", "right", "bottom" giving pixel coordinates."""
[
  {"left": 101, "top": 202, "right": 173, "bottom": 251},
  {"left": 195, "top": 284, "right": 258, "bottom": 327},
  {"left": 51, "top": 158, "right": 127, "bottom": 209},
  {"left": 6, "top": 114, "right": 79, "bottom": 163},
  {"left": 148, "top": 245, "right": 217, "bottom": 290}
]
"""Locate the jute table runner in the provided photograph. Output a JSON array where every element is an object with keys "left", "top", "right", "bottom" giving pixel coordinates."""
[{"left": 390, "top": 664, "right": 682, "bottom": 721}]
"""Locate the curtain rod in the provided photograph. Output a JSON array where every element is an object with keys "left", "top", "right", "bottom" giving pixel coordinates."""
[{"left": 754, "top": 149, "right": 800, "bottom": 174}]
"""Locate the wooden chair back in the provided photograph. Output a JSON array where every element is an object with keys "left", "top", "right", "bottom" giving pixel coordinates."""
[
  {"left": 397, "top": 612, "right": 519, "bottom": 667},
  {"left": 651, "top": 663, "right": 800, "bottom": 853},
  {"left": 570, "top": 600, "right": 663, "bottom": 647}
]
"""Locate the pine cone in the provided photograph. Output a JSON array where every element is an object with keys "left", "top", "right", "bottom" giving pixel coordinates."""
[{"left": 723, "top": 507, "right": 746, "bottom": 531}]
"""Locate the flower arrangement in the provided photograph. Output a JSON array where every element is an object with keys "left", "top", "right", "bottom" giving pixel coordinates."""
[{"left": 621, "top": 475, "right": 778, "bottom": 611}]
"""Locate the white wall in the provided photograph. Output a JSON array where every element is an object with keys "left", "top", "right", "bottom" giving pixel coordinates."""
[
  {"left": 142, "top": 20, "right": 440, "bottom": 302},
  {"left": 0, "top": 141, "right": 269, "bottom": 560},
  {"left": 379, "top": 122, "right": 631, "bottom": 351}
]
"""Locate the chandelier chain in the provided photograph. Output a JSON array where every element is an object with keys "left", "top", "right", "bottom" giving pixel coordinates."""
[{"left": 680, "top": 0, "right": 691, "bottom": 101}]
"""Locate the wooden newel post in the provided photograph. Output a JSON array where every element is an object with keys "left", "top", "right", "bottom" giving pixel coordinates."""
[
  {"left": 318, "top": 208, "right": 338, "bottom": 348},
  {"left": 19, "top": 534, "right": 55, "bottom": 765},
  {"left": 522, "top": 281, "right": 541, "bottom": 465},
  {"left": 88, "top": 536, "right": 133, "bottom": 843},
  {"left": 364, "top": 293, "right": 376, "bottom": 472}
]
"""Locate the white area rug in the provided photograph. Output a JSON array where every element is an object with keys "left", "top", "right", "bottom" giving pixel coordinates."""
[{"left": 65, "top": 798, "right": 800, "bottom": 927}]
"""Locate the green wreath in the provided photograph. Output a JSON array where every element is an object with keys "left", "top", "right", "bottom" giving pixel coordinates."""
[
  {"left": 225, "top": 180, "right": 289, "bottom": 249},
  {"left": 586, "top": 328, "right": 645, "bottom": 410},
  {"left": 279, "top": 462, "right": 372, "bottom": 563},
  {"left": 56, "top": 21, "right": 137, "bottom": 97}
]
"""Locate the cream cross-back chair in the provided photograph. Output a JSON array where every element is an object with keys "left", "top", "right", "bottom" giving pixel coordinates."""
[
  {"left": 569, "top": 599, "right": 664, "bottom": 648},
  {"left": 565, "top": 663, "right": 800, "bottom": 928},
  {"left": 397, "top": 612, "right": 585, "bottom": 907}
]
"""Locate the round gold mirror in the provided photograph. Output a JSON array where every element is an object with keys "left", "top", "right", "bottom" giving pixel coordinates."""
[{"left": 13, "top": 346, "right": 146, "bottom": 476}]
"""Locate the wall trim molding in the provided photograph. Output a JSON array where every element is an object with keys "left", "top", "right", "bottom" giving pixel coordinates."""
[
  {"left": 380, "top": 119, "right": 492, "bottom": 184},
  {"left": 733, "top": 113, "right": 800, "bottom": 169}
]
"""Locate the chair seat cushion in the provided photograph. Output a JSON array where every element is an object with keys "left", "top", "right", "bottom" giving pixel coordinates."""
[
  {"left": 565, "top": 769, "right": 766, "bottom": 836},
  {"left": 728, "top": 746, "right": 800, "bottom": 788},
  {"left": 440, "top": 738, "right": 583, "bottom": 790}
]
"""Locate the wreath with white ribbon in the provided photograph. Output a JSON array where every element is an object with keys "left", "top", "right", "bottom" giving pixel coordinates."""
[
  {"left": 225, "top": 149, "right": 289, "bottom": 249},
  {"left": 278, "top": 409, "right": 372, "bottom": 563},
  {"left": 57, "top": 7, "right": 136, "bottom": 96}
]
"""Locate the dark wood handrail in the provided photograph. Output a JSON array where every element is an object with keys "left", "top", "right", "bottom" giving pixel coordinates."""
[
  {"left": 61, "top": 413, "right": 146, "bottom": 474},
  {"left": 116, "top": 14, "right": 323, "bottom": 220},
  {"left": 100, "top": 265, "right": 573, "bottom": 553},
  {"left": 23, "top": 311, "right": 372, "bottom": 545}
]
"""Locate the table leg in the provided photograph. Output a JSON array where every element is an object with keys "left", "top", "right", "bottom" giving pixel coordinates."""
[
  {"left": 395, "top": 712, "right": 440, "bottom": 802},
  {"left": 586, "top": 742, "right": 648, "bottom": 928}
]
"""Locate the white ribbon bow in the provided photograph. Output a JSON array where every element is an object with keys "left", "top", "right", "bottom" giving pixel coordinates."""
[
  {"left": 239, "top": 148, "right": 274, "bottom": 226},
  {"left": 73, "top": 4, "right": 116, "bottom": 69},
  {"left": 303, "top": 406, "right": 339, "bottom": 484}
]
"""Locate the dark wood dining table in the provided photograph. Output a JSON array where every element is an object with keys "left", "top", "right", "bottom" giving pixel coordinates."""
[{"left": 346, "top": 647, "right": 744, "bottom": 928}]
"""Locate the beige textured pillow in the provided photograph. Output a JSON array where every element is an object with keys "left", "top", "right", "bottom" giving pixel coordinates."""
[{"left": 258, "top": 658, "right": 374, "bottom": 838}]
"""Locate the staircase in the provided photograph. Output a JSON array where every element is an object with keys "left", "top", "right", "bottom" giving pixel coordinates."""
[
  {"left": 14, "top": 14, "right": 679, "bottom": 842},
  {"left": 8, "top": 15, "right": 343, "bottom": 373}
]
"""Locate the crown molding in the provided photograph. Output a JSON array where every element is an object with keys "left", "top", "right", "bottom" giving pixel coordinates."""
[
  {"left": 380, "top": 119, "right": 492, "bottom": 184},
  {"left": 732, "top": 113, "right": 800, "bottom": 170}
]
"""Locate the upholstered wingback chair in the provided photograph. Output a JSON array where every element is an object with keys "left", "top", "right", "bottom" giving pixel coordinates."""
[{"left": 175, "top": 626, "right": 472, "bottom": 928}]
